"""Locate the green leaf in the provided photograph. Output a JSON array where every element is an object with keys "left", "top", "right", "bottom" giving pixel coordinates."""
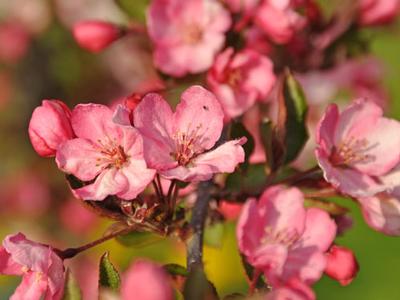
[
  {"left": 99, "top": 252, "right": 121, "bottom": 291},
  {"left": 230, "top": 121, "right": 255, "bottom": 170},
  {"left": 62, "top": 269, "right": 82, "bottom": 300},
  {"left": 225, "top": 164, "right": 267, "bottom": 198},
  {"left": 115, "top": 230, "right": 163, "bottom": 247},
  {"left": 183, "top": 267, "right": 218, "bottom": 300},
  {"left": 115, "top": 0, "right": 150, "bottom": 22},
  {"left": 259, "top": 118, "right": 284, "bottom": 174},
  {"left": 204, "top": 222, "right": 225, "bottom": 248},
  {"left": 240, "top": 255, "right": 266, "bottom": 291},
  {"left": 277, "top": 70, "right": 309, "bottom": 164},
  {"left": 163, "top": 263, "right": 188, "bottom": 277}
]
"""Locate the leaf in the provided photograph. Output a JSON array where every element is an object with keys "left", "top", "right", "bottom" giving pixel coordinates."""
[
  {"left": 183, "top": 267, "right": 218, "bottom": 300},
  {"left": 163, "top": 264, "right": 189, "bottom": 277},
  {"left": 115, "top": 0, "right": 150, "bottom": 21},
  {"left": 259, "top": 118, "right": 284, "bottom": 174},
  {"left": 62, "top": 269, "right": 82, "bottom": 300},
  {"left": 115, "top": 230, "right": 163, "bottom": 247},
  {"left": 240, "top": 255, "right": 265, "bottom": 290},
  {"left": 305, "top": 198, "right": 349, "bottom": 216},
  {"left": 204, "top": 222, "right": 225, "bottom": 248},
  {"left": 99, "top": 252, "right": 121, "bottom": 291},
  {"left": 277, "top": 70, "right": 309, "bottom": 164},
  {"left": 230, "top": 121, "right": 255, "bottom": 170},
  {"left": 225, "top": 164, "right": 267, "bottom": 198}
]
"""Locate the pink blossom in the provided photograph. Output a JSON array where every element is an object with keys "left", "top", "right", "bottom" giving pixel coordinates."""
[
  {"left": 56, "top": 104, "right": 155, "bottom": 201},
  {"left": 315, "top": 100, "right": 400, "bottom": 197},
  {"left": 266, "top": 278, "right": 315, "bottom": 300},
  {"left": 359, "top": 0, "right": 400, "bottom": 26},
  {"left": 207, "top": 47, "right": 276, "bottom": 119},
  {"left": 73, "top": 20, "right": 123, "bottom": 53},
  {"left": 0, "top": 22, "right": 30, "bottom": 64},
  {"left": 121, "top": 259, "right": 173, "bottom": 300},
  {"left": 255, "top": 0, "right": 306, "bottom": 44},
  {"left": 133, "top": 85, "right": 246, "bottom": 182},
  {"left": 218, "top": 200, "right": 243, "bottom": 220},
  {"left": 29, "top": 100, "right": 74, "bottom": 158},
  {"left": 325, "top": 245, "right": 359, "bottom": 286},
  {"left": 147, "top": 0, "right": 231, "bottom": 77},
  {"left": 0, "top": 233, "right": 65, "bottom": 300},
  {"left": 237, "top": 185, "right": 336, "bottom": 286},
  {"left": 358, "top": 187, "right": 400, "bottom": 236},
  {"left": 59, "top": 198, "right": 98, "bottom": 235}
]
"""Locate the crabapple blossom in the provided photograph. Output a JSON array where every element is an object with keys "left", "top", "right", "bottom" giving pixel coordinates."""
[
  {"left": 218, "top": 200, "right": 243, "bottom": 220},
  {"left": 237, "top": 185, "right": 336, "bottom": 286},
  {"left": 266, "top": 278, "right": 315, "bottom": 300},
  {"left": 146, "top": 0, "right": 231, "bottom": 77},
  {"left": 0, "top": 22, "right": 30, "bottom": 63},
  {"left": 207, "top": 47, "right": 276, "bottom": 119},
  {"left": 358, "top": 0, "right": 400, "bottom": 26},
  {"left": 315, "top": 100, "right": 400, "bottom": 197},
  {"left": 0, "top": 233, "right": 65, "bottom": 300},
  {"left": 29, "top": 100, "right": 74, "bottom": 157},
  {"left": 121, "top": 260, "right": 173, "bottom": 300},
  {"left": 325, "top": 245, "right": 359, "bottom": 286},
  {"left": 255, "top": 0, "right": 306, "bottom": 44},
  {"left": 56, "top": 104, "right": 155, "bottom": 201},
  {"left": 133, "top": 85, "right": 246, "bottom": 182},
  {"left": 73, "top": 20, "right": 123, "bottom": 53}
]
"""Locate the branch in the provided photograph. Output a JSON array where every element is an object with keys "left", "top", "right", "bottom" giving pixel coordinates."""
[{"left": 186, "top": 180, "right": 212, "bottom": 272}]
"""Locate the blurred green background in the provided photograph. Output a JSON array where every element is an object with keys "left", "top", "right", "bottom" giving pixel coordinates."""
[{"left": 0, "top": 0, "right": 400, "bottom": 299}]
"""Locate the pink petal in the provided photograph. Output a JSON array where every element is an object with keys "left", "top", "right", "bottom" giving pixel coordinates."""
[
  {"left": 325, "top": 245, "right": 359, "bottom": 286},
  {"left": 74, "top": 168, "right": 129, "bottom": 201},
  {"left": 112, "top": 104, "right": 132, "bottom": 126},
  {"left": 252, "top": 243, "right": 288, "bottom": 277},
  {"left": 0, "top": 247, "right": 23, "bottom": 276},
  {"left": 46, "top": 251, "right": 65, "bottom": 297},
  {"left": 56, "top": 138, "right": 103, "bottom": 181},
  {"left": 259, "top": 185, "right": 306, "bottom": 237},
  {"left": 160, "top": 138, "right": 245, "bottom": 181},
  {"left": 71, "top": 103, "right": 123, "bottom": 143},
  {"left": 10, "top": 272, "right": 48, "bottom": 300},
  {"left": 134, "top": 93, "right": 176, "bottom": 170},
  {"left": 174, "top": 86, "right": 224, "bottom": 151},
  {"left": 359, "top": 193, "right": 400, "bottom": 236},
  {"left": 316, "top": 104, "right": 339, "bottom": 152},
  {"left": 121, "top": 260, "right": 173, "bottom": 300},
  {"left": 296, "top": 208, "right": 336, "bottom": 252}
]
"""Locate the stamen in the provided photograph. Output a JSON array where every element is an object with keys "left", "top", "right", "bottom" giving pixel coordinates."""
[{"left": 330, "top": 137, "right": 374, "bottom": 167}]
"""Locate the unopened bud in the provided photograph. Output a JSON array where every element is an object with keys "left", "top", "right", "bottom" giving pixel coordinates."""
[{"left": 325, "top": 245, "right": 359, "bottom": 286}]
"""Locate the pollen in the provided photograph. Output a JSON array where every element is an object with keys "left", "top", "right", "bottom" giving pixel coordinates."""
[
  {"left": 262, "top": 227, "right": 300, "bottom": 248},
  {"left": 95, "top": 138, "right": 129, "bottom": 169},
  {"left": 330, "top": 137, "right": 374, "bottom": 167}
]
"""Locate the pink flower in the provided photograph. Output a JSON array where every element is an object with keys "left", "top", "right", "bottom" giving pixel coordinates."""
[
  {"left": 56, "top": 104, "right": 155, "bottom": 201},
  {"left": 255, "top": 0, "right": 305, "bottom": 44},
  {"left": 358, "top": 0, "right": 400, "bottom": 26},
  {"left": 121, "top": 259, "right": 173, "bottom": 300},
  {"left": 133, "top": 85, "right": 246, "bottom": 182},
  {"left": 218, "top": 200, "right": 243, "bottom": 220},
  {"left": 29, "top": 100, "right": 74, "bottom": 158},
  {"left": 358, "top": 187, "right": 400, "bottom": 236},
  {"left": 266, "top": 278, "right": 315, "bottom": 300},
  {"left": 315, "top": 100, "right": 400, "bottom": 197},
  {"left": 325, "top": 245, "right": 359, "bottom": 286},
  {"left": 0, "top": 22, "right": 30, "bottom": 64},
  {"left": 0, "top": 233, "right": 65, "bottom": 300},
  {"left": 207, "top": 47, "right": 276, "bottom": 119},
  {"left": 59, "top": 198, "right": 98, "bottom": 235},
  {"left": 73, "top": 20, "right": 123, "bottom": 53},
  {"left": 147, "top": 0, "right": 231, "bottom": 77},
  {"left": 237, "top": 185, "right": 336, "bottom": 286}
]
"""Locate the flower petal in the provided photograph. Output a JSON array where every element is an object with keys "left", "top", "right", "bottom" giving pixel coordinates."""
[{"left": 10, "top": 271, "right": 48, "bottom": 300}]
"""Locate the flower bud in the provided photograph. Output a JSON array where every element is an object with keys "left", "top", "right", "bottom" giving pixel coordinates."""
[
  {"left": 73, "top": 20, "right": 123, "bottom": 53},
  {"left": 29, "top": 100, "right": 74, "bottom": 157},
  {"left": 325, "top": 245, "right": 359, "bottom": 286},
  {"left": 358, "top": 0, "right": 400, "bottom": 26}
]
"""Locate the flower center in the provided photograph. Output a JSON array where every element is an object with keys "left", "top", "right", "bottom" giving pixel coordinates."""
[
  {"left": 171, "top": 125, "right": 205, "bottom": 166},
  {"left": 329, "top": 137, "right": 373, "bottom": 167},
  {"left": 225, "top": 68, "right": 242, "bottom": 88},
  {"left": 96, "top": 138, "right": 129, "bottom": 169},
  {"left": 183, "top": 24, "right": 203, "bottom": 44},
  {"left": 261, "top": 227, "right": 300, "bottom": 248}
]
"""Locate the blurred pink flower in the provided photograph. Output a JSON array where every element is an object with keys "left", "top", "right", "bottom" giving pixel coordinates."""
[
  {"left": 359, "top": 0, "right": 400, "bottom": 26},
  {"left": 147, "top": 0, "right": 231, "bottom": 77},
  {"left": 244, "top": 26, "right": 273, "bottom": 55},
  {"left": 29, "top": 100, "right": 74, "bottom": 158},
  {"left": 207, "top": 47, "right": 276, "bottom": 119},
  {"left": 133, "top": 86, "right": 246, "bottom": 182},
  {"left": 59, "top": 198, "right": 98, "bottom": 235},
  {"left": 255, "top": 0, "right": 305, "bottom": 44},
  {"left": 73, "top": 20, "right": 123, "bottom": 53},
  {"left": 0, "top": 23, "right": 30, "bottom": 64},
  {"left": 0, "top": 233, "right": 65, "bottom": 300},
  {"left": 121, "top": 260, "right": 173, "bottom": 300},
  {"left": 237, "top": 185, "right": 336, "bottom": 286},
  {"left": 56, "top": 104, "right": 155, "bottom": 201},
  {"left": 218, "top": 200, "right": 243, "bottom": 220},
  {"left": 266, "top": 278, "right": 315, "bottom": 300},
  {"left": 223, "top": 0, "right": 260, "bottom": 13},
  {"left": 325, "top": 245, "right": 359, "bottom": 286},
  {"left": 315, "top": 100, "right": 400, "bottom": 197}
]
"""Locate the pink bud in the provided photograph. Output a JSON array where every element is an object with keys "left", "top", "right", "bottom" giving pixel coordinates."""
[
  {"left": 325, "top": 245, "right": 359, "bottom": 286},
  {"left": 218, "top": 200, "right": 243, "bottom": 220},
  {"left": 29, "top": 100, "right": 74, "bottom": 157},
  {"left": 73, "top": 20, "right": 123, "bottom": 53}
]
